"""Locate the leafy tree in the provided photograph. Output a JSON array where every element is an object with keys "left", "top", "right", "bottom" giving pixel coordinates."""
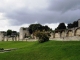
[
  {"left": 7, "top": 30, "right": 18, "bottom": 37},
  {"left": 11, "top": 31, "right": 18, "bottom": 36},
  {"left": 73, "top": 21, "right": 78, "bottom": 27},
  {"left": 43, "top": 25, "right": 52, "bottom": 31},
  {"left": 7, "top": 29, "right": 12, "bottom": 36},
  {"left": 29, "top": 23, "right": 42, "bottom": 34},
  {"left": 35, "top": 31, "right": 50, "bottom": 43},
  {"left": 67, "top": 23, "right": 73, "bottom": 28},
  {"left": 29, "top": 24, "right": 52, "bottom": 34},
  {"left": 67, "top": 21, "right": 78, "bottom": 28},
  {"left": 56, "top": 23, "right": 66, "bottom": 30}
]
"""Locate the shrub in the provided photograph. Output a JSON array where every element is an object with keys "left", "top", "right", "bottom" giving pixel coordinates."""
[{"left": 36, "top": 31, "right": 50, "bottom": 43}]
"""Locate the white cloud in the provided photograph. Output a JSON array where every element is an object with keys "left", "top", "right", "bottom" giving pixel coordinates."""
[
  {"left": 4, "top": 23, "right": 59, "bottom": 32},
  {"left": 0, "top": 12, "right": 59, "bottom": 31},
  {"left": 0, "top": 0, "right": 80, "bottom": 32},
  {"left": 0, "top": 23, "right": 30, "bottom": 32},
  {"left": 4, "top": 24, "right": 30, "bottom": 32},
  {"left": 0, "top": 12, "right": 67, "bottom": 31},
  {"left": 44, "top": 23, "right": 59, "bottom": 30},
  {"left": 0, "top": 13, "right": 10, "bottom": 31}
]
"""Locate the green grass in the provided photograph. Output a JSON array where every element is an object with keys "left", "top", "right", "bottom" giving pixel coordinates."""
[{"left": 0, "top": 41, "right": 80, "bottom": 60}]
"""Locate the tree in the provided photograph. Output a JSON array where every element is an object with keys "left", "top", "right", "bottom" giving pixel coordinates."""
[
  {"left": 35, "top": 31, "right": 50, "bottom": 43},
  {"left": 29, "top": 24, "right": 52, "bottom": 34},
  {"left": 7, "top": 29, "right": 12, "bottom": 36},
  {"left": 56, "top": 23, "right": 66, "bottom": 30},
  {"left": 73, "top": 21, "right": 78, "bottom": 27},
  {"left": 7, "top": 30, "right": 18, "bottom": 37},
  {"left": 43, "top": 25, "right": 52, "bottom": 31},
  {"left": 29, "top": 24, "right": 43, "bottom": 34},
  {"left": 67, "top": 21, "right": 78, "bottom": 28},
  {"left": 67, "top": 23, "right": 73, "bottom": 28},
  {"left": 11, "top": 31, "right": 18, "bottom": 36}
]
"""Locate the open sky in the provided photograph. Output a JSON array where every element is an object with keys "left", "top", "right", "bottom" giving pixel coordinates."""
[{"left": 0, "top": 0, "right": 80, "bottom": 31}]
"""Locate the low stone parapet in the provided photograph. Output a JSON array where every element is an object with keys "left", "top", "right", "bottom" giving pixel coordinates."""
[{"left": 50, "top": 36, "right": 80, "bottom": 41}]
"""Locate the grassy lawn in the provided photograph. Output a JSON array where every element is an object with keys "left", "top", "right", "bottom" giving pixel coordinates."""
[{"left": 0, "top": 41, "right": 80, "bottom": 60}]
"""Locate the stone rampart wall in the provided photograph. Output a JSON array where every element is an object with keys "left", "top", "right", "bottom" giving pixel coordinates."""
[{"left": 51, "top": 27, "right": 80, "bottom": 41}]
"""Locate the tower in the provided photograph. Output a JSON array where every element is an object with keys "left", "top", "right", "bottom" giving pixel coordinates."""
[
  {"left": 19, "top": 27, "right": 30, "bottom": 40},
  {"left": 78, "top": 19, "right": 80, "bottom": 27}
]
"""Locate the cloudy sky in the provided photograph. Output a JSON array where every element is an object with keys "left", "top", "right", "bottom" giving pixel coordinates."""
[{"left": 0, "top": 0, "right": 80, "bottom": 31}]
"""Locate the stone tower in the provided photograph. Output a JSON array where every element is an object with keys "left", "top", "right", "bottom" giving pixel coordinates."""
[
  {"left": 19, "top": 27, "right": 30, "bottom": 40},
  {"left": 78, "top": 19, "right": 80, "bottom": 27}
]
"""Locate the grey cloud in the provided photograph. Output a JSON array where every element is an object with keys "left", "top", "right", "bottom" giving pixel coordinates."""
[
  {"left": 0, "top": 0, "right": 80, "bottom": 26},
  {"left": 6, "top": 10, "right": 56, "bottom": 25},
  {"left": 49, "top": 0, "right": 80, "bottom": 12}
]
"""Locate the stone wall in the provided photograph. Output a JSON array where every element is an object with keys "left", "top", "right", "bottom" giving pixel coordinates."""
[
  {"left": 50, "top": 27, "right": 80, "bottom": 41},
  {"left": 55, "top": 32, "right": 60, "bottom": 38},
  {"left": 1, "top": 20, "right": 80, "bottom": 41},
  {"left": 19, "top": 27, "right": 30, "bottom": 40},
  {"left": 0, "top": 32, "right": 5, "bottom": 41}
]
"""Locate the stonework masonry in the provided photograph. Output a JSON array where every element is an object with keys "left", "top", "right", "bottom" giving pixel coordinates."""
[
  {"left": 49, "top": 19, "right": 80, "bottom": 41},
  {"left": 19, "top": 27, "right": 30, "bottom": 40},
  {"left": 0, "top": 20, "right": 80, "bottom": 41}
]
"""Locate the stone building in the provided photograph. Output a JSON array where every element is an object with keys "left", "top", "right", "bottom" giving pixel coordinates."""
[
  {"left": 51, "top": 19, "right": 80, "bottom": 41},
  {"left": 19, "top": 27, "right": 30, "bottom": 40},
  {"left": 0, "top": 19, "right": 80, "bottom": 41}
]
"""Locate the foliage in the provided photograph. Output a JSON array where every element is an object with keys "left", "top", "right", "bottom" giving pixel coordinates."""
[
  {"left": 11, "top": 31, "right": 18, "bottom": 36},
  {"left": 55, "top": 23, "right": 66, "bottom": 33},
  {"left": 56, "top": 23, "right": 66, "bottom": 30},
  {"left": 7, "top": 29, "right": 12, "bottom": 36},
  {"left": 35, "top": 31, "right": 50, "bottom": 43},
  {"left": 42, "top": 25, "right": 52, "bottom": 31},
  {"left": 29, "top": 24, "right": 52, "bottom": 34},
  {"left": 29, "top": 24, "right": 42, "bottom": 34},
  {"left": 7, "top": 30, "right": 18, "bottom": 36},
  {"left": 67, "top": 21, "right": 78, "bottom": 28},
  {"left": 73, "top": 21, "right": 78, "bottom": 27},
  {"left": 67, "top": 23, "right": 73, "bottom": 28}
]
